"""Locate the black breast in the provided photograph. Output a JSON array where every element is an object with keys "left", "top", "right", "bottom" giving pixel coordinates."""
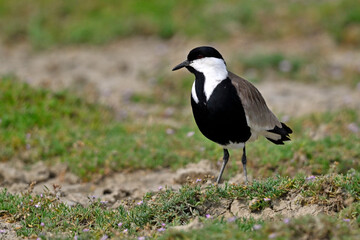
[{"left": 191, "top": 78, "right": 251, "bottom": 146}]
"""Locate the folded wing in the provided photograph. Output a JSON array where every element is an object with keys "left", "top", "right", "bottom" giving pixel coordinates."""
[{"left": 229, "top": 71, "right": 292, "bottom": 144}]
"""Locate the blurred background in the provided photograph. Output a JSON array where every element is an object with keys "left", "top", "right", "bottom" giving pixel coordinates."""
[{"left": 0, "top": 0, "right": 359, "bottom": 182}]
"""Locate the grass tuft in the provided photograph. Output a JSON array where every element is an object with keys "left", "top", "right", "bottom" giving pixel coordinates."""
[{"left": 1, "top": 172, "right": 359, "bottom": 238}]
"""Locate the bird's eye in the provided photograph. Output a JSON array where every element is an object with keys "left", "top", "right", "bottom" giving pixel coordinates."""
[{"left": 197, "top": 54, "right": 204, "bottom": 59}]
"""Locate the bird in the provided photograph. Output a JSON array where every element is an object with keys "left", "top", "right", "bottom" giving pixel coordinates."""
[{"left": 172, "top": 46, "right": 292, "bottom": 184}]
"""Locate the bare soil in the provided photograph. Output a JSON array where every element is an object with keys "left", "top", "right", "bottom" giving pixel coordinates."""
[
  {"left": 0, "top": 159, "right": 341, "bottom": 220},
  {"left": 0, "top": 36, "right": 359, "bottom": 238}
]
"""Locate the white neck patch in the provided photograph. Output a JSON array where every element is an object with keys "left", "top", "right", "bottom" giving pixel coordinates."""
[
  {"left": 190, "top": 57, "right": 228, "bottom": 103},
  {"left": 191, "top": 82, "right": 199, "bottom": 103}
]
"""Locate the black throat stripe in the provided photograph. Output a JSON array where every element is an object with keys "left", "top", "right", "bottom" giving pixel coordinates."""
[
  {"left": 187, "top": 66, "right": 206, "bottom": 104},
  {"left": 190, "top": 77, "right": 251, "bottom": 146}
]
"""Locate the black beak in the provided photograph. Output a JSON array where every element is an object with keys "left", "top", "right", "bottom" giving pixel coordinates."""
[{"left": 172, "top": 60, "right": 189, "bottom": 71}]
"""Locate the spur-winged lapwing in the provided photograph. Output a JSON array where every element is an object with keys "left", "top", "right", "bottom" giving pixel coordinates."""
[{"left": 172, "top": 46, "right": 292, "bottom": 184}]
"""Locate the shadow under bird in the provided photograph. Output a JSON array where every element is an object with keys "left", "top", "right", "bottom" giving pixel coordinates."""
[{"left": 172, "top": 46, "right": 293, "bottom": 184}]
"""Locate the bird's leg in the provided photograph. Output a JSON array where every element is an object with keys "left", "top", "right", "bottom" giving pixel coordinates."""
[
  {"left": 241, "top": 146, "right": 248, "bottom": 184},
  {"left": 216, "top": 149, "right": 229, "bottom": 184}
]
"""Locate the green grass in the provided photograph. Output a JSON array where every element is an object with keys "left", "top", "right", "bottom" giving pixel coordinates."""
[
  {"left": 232, "top": 50, "right": 359, "bottom": 86},
  {"left": 0, "top": 0, "right": 359, "bottom": 48},
  {"left": 0, "top": 77, "right": 212, "bottom": 179},
  {"left": 1, "top": 76, "right": 359, "bottom": 238},
  {"left": 239, "top": 53, "right": 303, "bottom": 72},
  {"left": 1, "top": 77, "right": 360, "bottom": 181},
  {"left": 234, "top": 53, "right": 305, "bottom": 83},
  {"left": 161, "top": 214, "right": 360, "bottom": 240},
  {"left": 1, "top": 172, "right": 359, "bottom": 239}
]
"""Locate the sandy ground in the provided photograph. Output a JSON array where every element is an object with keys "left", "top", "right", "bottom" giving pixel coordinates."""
[{"left": 0, "top": 37, "right": 360, "bottom": 238}]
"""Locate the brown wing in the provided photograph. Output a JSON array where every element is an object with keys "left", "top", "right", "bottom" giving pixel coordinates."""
[{"left": 228, "top": 71, "right": 281, "bottom": 132}]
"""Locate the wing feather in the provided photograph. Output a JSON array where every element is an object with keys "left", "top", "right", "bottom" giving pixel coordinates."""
[{"left": 228, "top": 71, "right": 281, "bottom": 133}]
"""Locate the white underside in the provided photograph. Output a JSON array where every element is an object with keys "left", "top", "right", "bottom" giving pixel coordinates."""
[{"left": 221, "top": 141, "right": 245, "bottom": 149}]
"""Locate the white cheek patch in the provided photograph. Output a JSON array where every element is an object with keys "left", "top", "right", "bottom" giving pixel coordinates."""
[{"left": 190, "top": 57, "right": 228, "bottom": 101}]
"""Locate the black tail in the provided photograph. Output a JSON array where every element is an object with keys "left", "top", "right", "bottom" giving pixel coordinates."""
[{"left": 266, "top": 122, "right": 293, "bottom": 145}]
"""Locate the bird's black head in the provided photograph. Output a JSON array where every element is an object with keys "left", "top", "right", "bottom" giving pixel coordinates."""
[
  {"left": 172, "top": 46, "right": 224, "bottom": 71},
  {"left": 187, "top": 46, "right": 224, "bottom": 62}
]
